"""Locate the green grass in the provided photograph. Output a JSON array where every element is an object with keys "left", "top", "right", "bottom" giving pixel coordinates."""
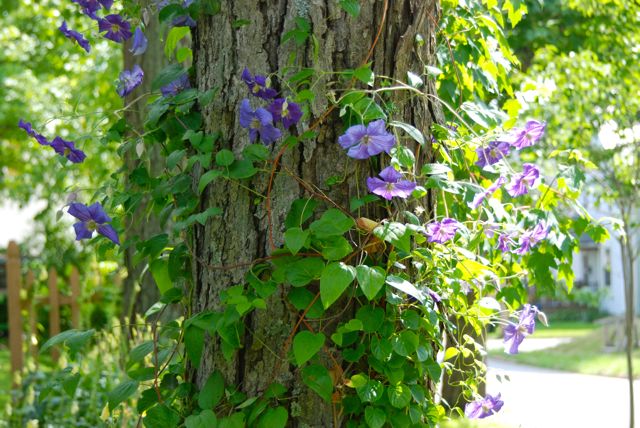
[
  {"left": 490, "top": 322, "right": 640, "bottom": 378},
  {"left": 0, "top": 345, "right": 10, "bottom": 410}
]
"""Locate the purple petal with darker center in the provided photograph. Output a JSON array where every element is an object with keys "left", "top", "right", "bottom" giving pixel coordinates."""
[
  {"left": 68, "top": 203, "right": 93, "bottom": 221},
  {"left": 97, "top": 224, "right": 120, "bottom": 245},
  {"left": 73, "top": 222, "right": 94, "bottom": 240}
]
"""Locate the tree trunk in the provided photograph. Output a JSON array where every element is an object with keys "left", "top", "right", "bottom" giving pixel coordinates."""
[
  {"left": 620, "top": 231, "right": 635, "bottom": 428},
  {"left": 121, "top": 1, "right": 168, "bottom": 324},
  {"left": 191, "top": 1, "right": 442, "bottom": 424}
]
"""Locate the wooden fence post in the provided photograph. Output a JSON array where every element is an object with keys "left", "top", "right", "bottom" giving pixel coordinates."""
[
  {"left": 70, "top": 267, "right": 80, "bottom": 329},
  {"left": 7, "top": 241, "right": 23, "bottom": 383},
  {"left": 48, "top": 268, "right": 60, "bottom": 362},
  {"left": 24, "top": 270, "right": 37, "bottom": 362}
]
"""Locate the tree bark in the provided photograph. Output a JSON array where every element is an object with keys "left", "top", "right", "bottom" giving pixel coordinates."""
[
  {"left": 121, "top": 1, "right": 168, "bottom": 324},
  {"left": 192, "top": 1, "right": 442, "bottom": 424}
]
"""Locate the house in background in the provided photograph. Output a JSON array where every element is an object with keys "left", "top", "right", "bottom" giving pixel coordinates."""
[{"left": 570, "top": 201, "right": 637, "bottom": 316}]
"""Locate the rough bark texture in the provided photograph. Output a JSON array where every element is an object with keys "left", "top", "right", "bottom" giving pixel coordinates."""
[
  {"left": 192, "top": 1, "right": 442, "bottom": 425},
  {"left": 121, "top": 1, "right": 167, "bottom": 323}
]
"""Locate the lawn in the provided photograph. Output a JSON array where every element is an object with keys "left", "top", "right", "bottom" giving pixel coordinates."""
[
  {"left": 0, "top": 345, "right": 10, "bottom": 410},
  {"left": 489, "top": 321, "right": 640, "bottom": 378}
]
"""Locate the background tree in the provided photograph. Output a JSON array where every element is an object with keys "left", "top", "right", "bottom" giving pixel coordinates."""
[{"left": 508, "top": 1, "right": 640, "bottom": 426}]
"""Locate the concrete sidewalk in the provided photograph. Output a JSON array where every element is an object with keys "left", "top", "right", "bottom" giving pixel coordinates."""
[{"left": 486, "top": 358, "right": 640, "bottom": 428}]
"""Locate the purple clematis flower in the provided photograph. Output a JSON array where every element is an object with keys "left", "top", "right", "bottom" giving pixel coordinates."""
[
  {"left": 506, "top": 163, "right": 539, "bottom": 197},
  {"left": 268, "top": 98, "right": 302, "bottom": 128},
  {"left": 496, "top": 232, "right": 515, "bottom": 252},
  {"left": 338, "top": 119, "right": 396, "bottom": 159},
  {"left": 504, "top": 304, "right": 539, "bottom": 354},
  {"left": 116, "top": 65, "right": 144, "bottom": 97},
  {"left": 50, "top": 137, "right": 87, "bottom": 163},
  {"left": 59, "top": 21, "right": 91, "bottom": 53},
  {"left": 366, "top": 166, "right": 416, "bottom": 200},
  {"left": 241, "top": 68, "right": 277, "bottom": 100},
  {"left": 172, "top": 15, "right": 197, "bottom": 28},
  {"left": 161, "top": 74, "right": 190, "bottom": 97},
  {"left": 475, "top": 141, "right": 510, "bottom": 168},
  {"left": 98, "top": 14, "right": 133, "bottom": 43},
  {"left": 68, "top": 202, "right": 120, "bottom": 245},
  {"left": 465, "top": 393, "right": 504, "bottom": 419},
  {"left": 239, "top": 99, "right": 282, "bottom": 144},
  {"left": 470, "top": 176, "right": 507, "bottom": 209},
  {"left": 18, "top": 120, "right": 50, "bottom": 146},
  {"left": 515, "top": 222, "right": 548, "bottom": 255},
  {"left": 505, "top": 120, "right": 546, "bottom": 149},
  {"left": 425, "top": 218, "right": 459, "bottom": 244},
  {"left": 72, "top": 0, "right": 113, "bottom": 19},
  {"left": 129, "top": 27, "right": 148, "bottom": 56}
]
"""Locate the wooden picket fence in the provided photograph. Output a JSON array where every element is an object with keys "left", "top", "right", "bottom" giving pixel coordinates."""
[{"left": 6, "top": 241, "right": 82, "bottom": 382}]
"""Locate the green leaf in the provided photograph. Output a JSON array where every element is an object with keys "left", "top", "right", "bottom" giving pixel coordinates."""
[
  {"left": 387, "top": 383, "right": 412, "bottom": 409},
  {"left": 284, "top": 227, "right": 309, "bottom": 255},
  {"left": 293, "top": 331, "right": 325, "bottom": 366},
  {"left": 185, "top": 410, "right": 217, "bottom": 428},
  {"left": 391, "top": 145, "right": 416, "bottom": 169},
  {"left": 150, "top": 259, "right": 172, "bottom": 294},
  {"left": 108, "top": 380, "right": 139, "bottom": 411},
  {"left": 356, "top": 306, "right": 385, "bottom": 332},
  {"left": 351, "top": 375, "right": 384, "bottom": 403},
  {"left": 227, "top": 159, "right": 257, "bottom": 179},
  {"left": 199, "top": 170, "right": 222, "bottom": 194},
  {"left": 62, "top": 373, "right": 81, "bottom": 397},
  {"left": 389, "top": 121, "right": 426, "bottom": 146},
  {"left": 185, "top": 325, "right": 205, "bottom": 367},
  {"left": 176, "top": 46, "right": 193, "bottom": 63},
  {"left": 354, "top": 64, "right": 374, "bottom": 86},
  {"left": 356, "top": 265, "right": 386, "bottom": 300},
  {"left": 320, "top": 262, "right": 356, "bottom": 309},
  {"left": 385, "top": 275, "right": 427, "bottom": 303},
  {"left": 167, "top": 149, "right": 186, "bottom": 170},
  {"left": 152, "top": 64, "right": 186, "bottom": 91},
  {"left": 286, "top": 257, "right": 325, "bottom": 287},
  {"left": 285, "top": 198, "right": 318, "bottom": 228},
  {"left": 392, "top": 331, "right": 419, "bottom": 356},
  {"left": 373, "top": 222, "right": 411, "bottom": 253},
  {"left": 318, "top": 235, "right": 353, "bottom": 261},
  {"left": 301, "top": 364, "right": 333, "bottom": 402},
  {"left": 165, "top": 27, "right": 190, "bottom": 58},
  {"left": 144, "top": 404, "right": 180, "bottom": 428},
  {"left": 129, "top": 341, "right": 154, "bottom": 364},
  {"left": 40, "top": 329, "right": 95, "bottom": 354},
  {"left": 215, "top": 149, "right": 235, "bottom": 166},
  {"left": 198, "top": 370, "right": 225, "bottom": 409},
  {"left": 257, "top": 407, "right": 288, "bottom": 428},
  {"left": 339, "top": 0, "right": 361, "bottom": 17},
  {"left": 364, "top": 406, "right": 386, "bottom": 428},
  {"left": 310, "top": 209, "right": 354, "bottom": 238}
]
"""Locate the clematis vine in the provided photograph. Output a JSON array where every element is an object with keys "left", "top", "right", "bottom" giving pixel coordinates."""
[
  {"left": 338, "top": 119, "right": 396, "bottom": 159},
  {"left": 465, "top": 394, "right": 504, "bottom": 419},
  {"left": 505, "top": 120, "right": 546, "bottom": 149},
  {"left": 59, "top": 21, "right": 91, "bottom": 53},
  {"left": 504, "top": 304, "right": 540, "bottom": 354},
  {"left": 475, "top": 141, "right": 510, "bottom": 168},
  {"left": 68, "top": 202, "right": 120, "bottom": 245},
  {"left": 425, "top": 218, "right": 459, "bottom": 244},
  {"left": 366, "top": 166, "right": 416, "bottom": 200},
  {"left": 161, "top": 74, "right": 190, "bottom": 97},
  {"left": 241, "top": 68, "right": 277, "bottom": 100},
  {"left": 506, "top": 163, "right": 539, "bottom": 197},
  {"left": 116, "top": 65, "right": 144, "bottom": 97},
  {"left": 50, "top": 137, "right": 87, "bottom": 163},
  {"left": 98, "top": 14, "right": 132, "bottom": 43},
  {"left": 239, "top": 99, "right": 281, "bottom": 144},
  {"left": 129, "top": 28, "right": 148, "bottom": 56},
  {"left": 268, "top": 98, "right": 302, "bottom": 128},
  {"left": 496, "top": 232, "right": 515, "bottom": 252}
]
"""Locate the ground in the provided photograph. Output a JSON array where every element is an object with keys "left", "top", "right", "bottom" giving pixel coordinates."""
[{"left": 488, "top": 321, "right": 640, "bottom": 378}]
